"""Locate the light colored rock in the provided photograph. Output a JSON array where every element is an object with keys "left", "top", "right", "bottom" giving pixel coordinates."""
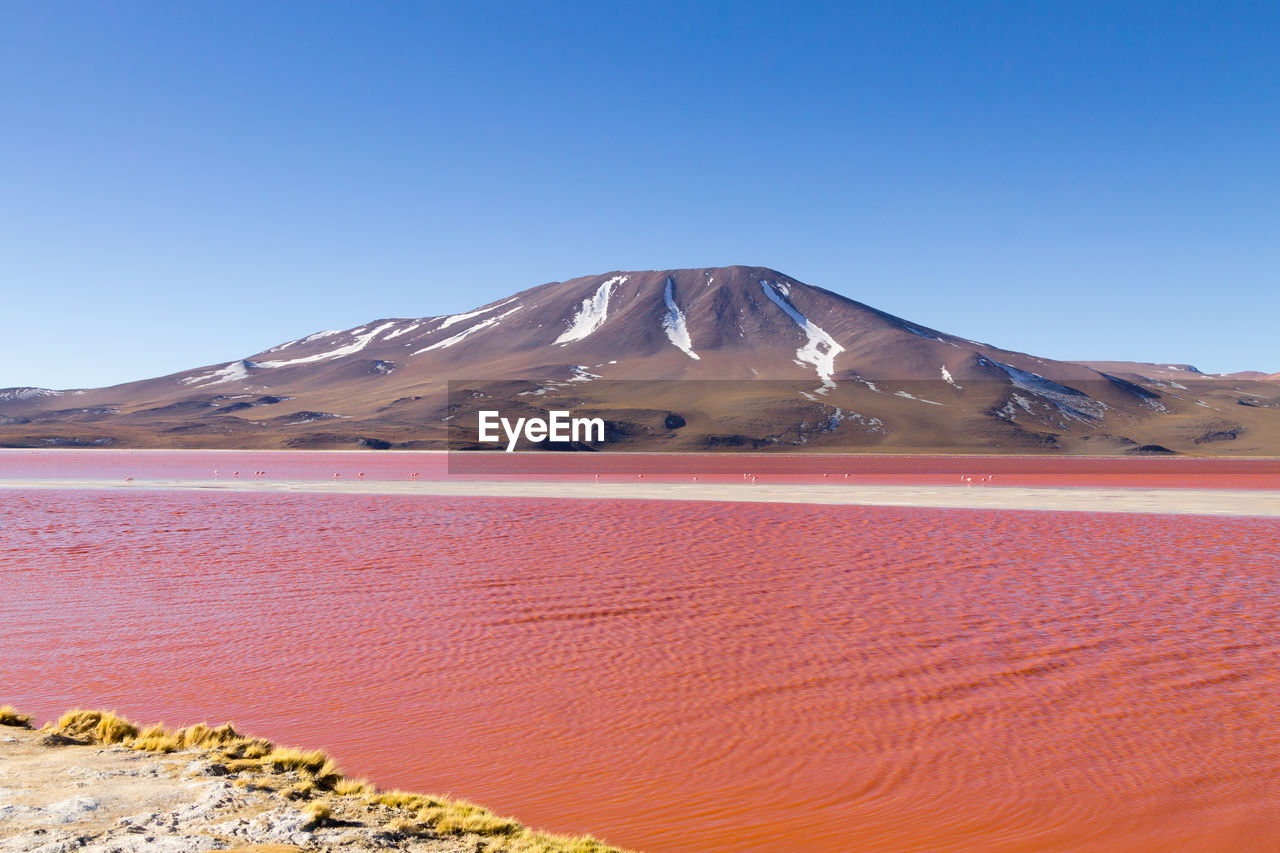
[{"left": 45, "top": 796, "right": 99, "bottom": 824}]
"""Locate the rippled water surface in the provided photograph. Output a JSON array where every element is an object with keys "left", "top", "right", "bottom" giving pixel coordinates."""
[{"left": 4, "top": 458, "right": 1280, "bottom": 850}]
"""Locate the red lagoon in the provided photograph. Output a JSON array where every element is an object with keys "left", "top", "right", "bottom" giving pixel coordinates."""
[
  {"left": 3, "top": 447, "right": 1280, "bottom": 489},
  {"left": 3, "top": 457, "right": 1280, "bottom": 851}
]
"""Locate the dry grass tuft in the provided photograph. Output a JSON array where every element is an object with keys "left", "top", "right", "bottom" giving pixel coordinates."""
[
  {"left": 500, "top": 835, "right": 627, "bottom": 853},
  {"left": 97, "top": 711, "right": 139, "bottom": 744},
  {"left": 218, "top": 737, "right": 274, "bottom": 760},
  {"left": 284, "top": 780, "right": 316, "bottom": 800},
  {"left": 427, "top": 800, "right": 522, "bottom": 837},
  {"left": 55, "top": 709, "right": 140, "bottom": 744},
  {"left": 333, "top": 776, "right": 371, "bottom": 796},
  {"left": 384, "top": 816, "right": 424, "bottom": 836},
  {"left": 54, "top": 709, "right": 106, "bottom": 738},
  {"left": 302, "top": 800, "right": 331, "bottom": 829},
  {"left": 366, "top": 786, "right": 631, "bottom": 849},
  {"left": 132, "top": 723, "right": 183, "bottom": 753},
  {"left": 263, "top": 746, "right": 332, "bottom": 775},
  {"left": 368, "top": 789, "right": 444, "bottom": 811},
  {"left": 0, "top": 705, "right": 33, "bottom": 728},
  {"left": 180, "top": 722, "right": 233, "bottom": 747}
]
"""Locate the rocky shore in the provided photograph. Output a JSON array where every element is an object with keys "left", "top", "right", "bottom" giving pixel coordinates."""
[{"left": 0, "top": 707, "right": 628, "bottom": 853}]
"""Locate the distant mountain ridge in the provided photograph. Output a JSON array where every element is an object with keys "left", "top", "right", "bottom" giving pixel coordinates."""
[{"left": 2, "top": 266, "right": 1278, "bottom": 454}]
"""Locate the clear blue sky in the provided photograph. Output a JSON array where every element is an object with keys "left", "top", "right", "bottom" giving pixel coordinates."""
[{"left": 3, "top": 1, "right": 1277, "bottom": 388}]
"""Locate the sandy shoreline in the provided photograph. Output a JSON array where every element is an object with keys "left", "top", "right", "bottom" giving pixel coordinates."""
[{"left": 2, "top": 477, "right": 1278, "bottom": 517}]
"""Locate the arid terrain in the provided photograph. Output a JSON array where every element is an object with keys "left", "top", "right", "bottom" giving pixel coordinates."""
[
  {"left": 2, "top": 266, "right": 1276, "bottom": 454},
  {"left": 0, "top": 709, "right": 624, "bottom": 853}
]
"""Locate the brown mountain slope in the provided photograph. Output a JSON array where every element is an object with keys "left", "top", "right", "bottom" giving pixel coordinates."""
[{"left": 2, "top": 266, "right": 1278, "bottom": 454}]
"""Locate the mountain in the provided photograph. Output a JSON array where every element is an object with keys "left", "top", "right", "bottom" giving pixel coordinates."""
[{"left": 2, "top": 266, "right": 1278, "bottom": 454}]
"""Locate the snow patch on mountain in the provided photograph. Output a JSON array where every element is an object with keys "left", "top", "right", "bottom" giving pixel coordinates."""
[
  {"left": 437, "top": 298, "right": 519, "bottom": 331},
  {"left": 182, "top": 360, "right": 256, "bottom": 387},
  {"left": 0, "top": 387, "right": 63, "bottom": 403},
  {"left": 903, "top": 324, "right": 943, "bottom": 342},
  {"left": 986, "top": 358, "right": 1106, "bottom": 422},
  {"left": 555, "top": 275, "right": 626, "bottom": 345},
  {"left": 894, "top": 390, "right": 944, "bottom": 406},
  {"left": 941, "top": 366, "right": 961, "bottom": 389},
  {"left": 415, "top": 306, "right": 521, "bottom": 353},
  {"left": 822, "top": 407, "right": 885, "bottom": 434},
  {"left": 257, "top": 322, "right": 397, "bottom": 369},
  {"left": 661, "top": 277, "right": 700, "bottom": 360},
  {"left": 262, "top": 329, "right": 340, "bottom": 354},
  {"left": 384, "top": 322, "right": 421, "bottom": 340},
  {"left": 286, "top": 411, "right": 345, "bottom": 426},
  {"left": 760, "top": 281, "right": 844, "bottom": 392}
]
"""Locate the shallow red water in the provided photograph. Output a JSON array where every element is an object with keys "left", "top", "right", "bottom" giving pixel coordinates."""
[
  {"left": 3, "top": 448, "right": 1280, "bottom": 489},
  {"left": 4, "top": 454, "right": 1280, "bottom": 851}
]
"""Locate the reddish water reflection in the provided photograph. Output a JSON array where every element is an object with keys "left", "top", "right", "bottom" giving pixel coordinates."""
[
  {"left": 2, "top": 448, "right": 1279, "bottom": 489},
  {"left": 3, "top": 479, "right": 1279, "bottom": 851}
]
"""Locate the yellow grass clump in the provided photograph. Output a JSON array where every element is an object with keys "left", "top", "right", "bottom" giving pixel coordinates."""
[
  {"left": 333, "top": 776, "right": 371, "bottom": 796},
  {"left": 222, "top": 737, "right": 274, "bottom": 760},
  {"left": 373, "top": 794, "right": 618, "bottom": 849},
  {"left": 428, "top": 800, "right": 522, "bottom": 837},
  {"left": 284, "top": 779, "right": 316, "bottom": 800},
  {"left": 55, "top": 709, "right": 139, "bottom": 744},
  {"left": 225, "top": 757, "right": 266, "bottom": 774},
  {"left": 384, "top": 816, "right": 422, "bottom": 836},
  {"left": 369, "top": 789, "right": 444, "bottom": 811},
  {"left": 178, "top": 722, "right": 244, "bottom": 748},
  {"left": 0, "top": 705, "right": 33, "bottom": 728},
  {"left": 498, "top": 836, "right": 626, "bottom": 853},
  {"left": 262, "top": 746, "right": 333, "bottom": 775},
  {"left": 132, "top": 723, "right": 183, "bottom": 753},
  {"left": 302, "top": 800, "right": 331, "bottom": 829},
  {"left": 366, "top": 786, "right": 635, "bottom": 851}
]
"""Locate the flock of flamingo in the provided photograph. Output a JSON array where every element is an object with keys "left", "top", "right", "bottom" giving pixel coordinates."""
[{"left": 143, "top": 470, "right": 1001, "bottom": 486}]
